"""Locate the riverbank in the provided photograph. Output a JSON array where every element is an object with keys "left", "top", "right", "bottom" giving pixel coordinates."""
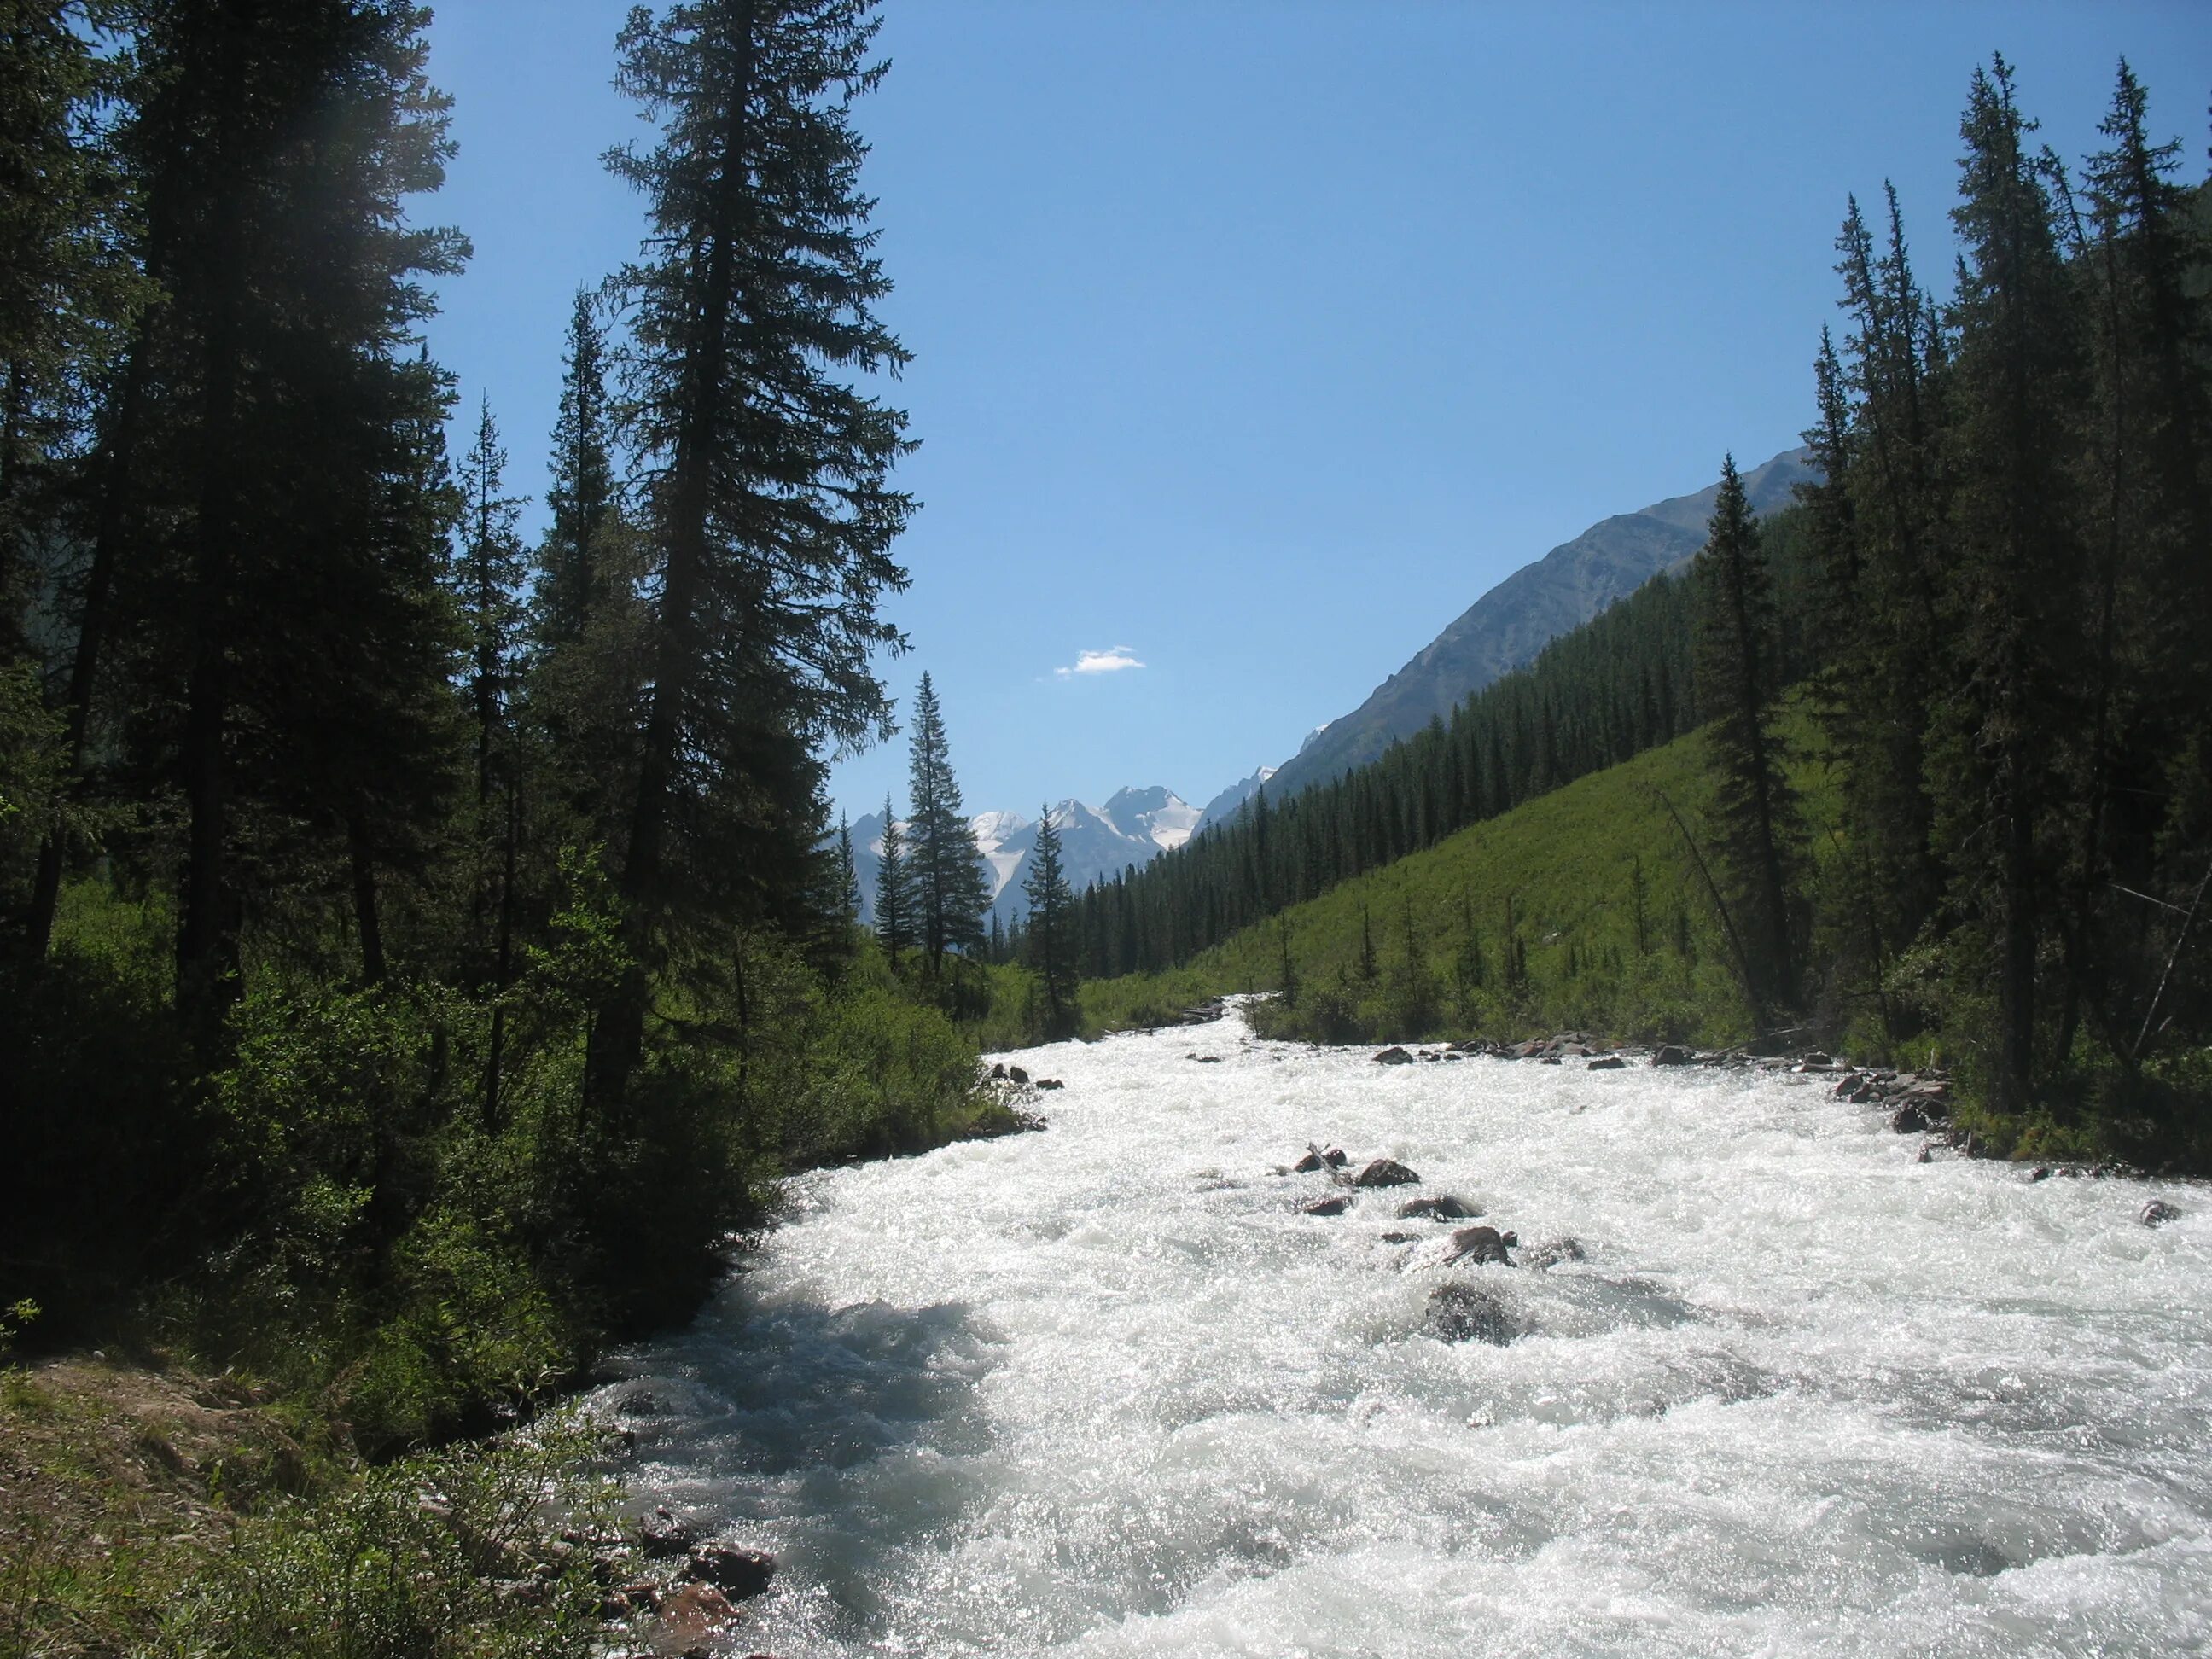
[{"left": 0, "top": 1346, "right": 637, "bottom": 1656}]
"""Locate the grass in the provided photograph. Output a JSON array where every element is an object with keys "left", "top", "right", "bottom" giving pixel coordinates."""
[
  {"left": 1076, "top": 707, "right": 1852, "bottom": 1053},
  {"left": 0, "top": 1350, "right": 625, "bottom": 1659}
]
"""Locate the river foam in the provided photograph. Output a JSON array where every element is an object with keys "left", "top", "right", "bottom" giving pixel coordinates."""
[{"left": 599, "top": 1005, "right": 2212, "bottom": 1656}]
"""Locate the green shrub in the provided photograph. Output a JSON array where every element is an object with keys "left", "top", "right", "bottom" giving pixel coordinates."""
[{"left": 158, "top": 1410, "right": 623, "bottom": 1659}]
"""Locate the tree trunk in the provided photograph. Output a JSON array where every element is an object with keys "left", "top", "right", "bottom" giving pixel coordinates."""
[
  {"left": 349, "top": 816, "right": 386, "bottom": 985},
  {"left": 24, "top": 311, "right": 158, "bottom": 960},
  {"left": 177, "top": 178, "right": 246, "bottom": 1049},
  {"left": 586, "top": 8, "right": 754, "bottom": 1120}
]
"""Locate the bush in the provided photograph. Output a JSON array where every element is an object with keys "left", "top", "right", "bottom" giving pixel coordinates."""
[{"left": 158, "top": 1410, "right": 624, "bottom": 1659}]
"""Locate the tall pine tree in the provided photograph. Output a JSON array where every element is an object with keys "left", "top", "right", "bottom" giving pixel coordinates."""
[
  {"left": 904, "top": 672, "right": 987, "bottom": 969},
  {"left": 1022, "top": 801, "right": 1077, "bottom": 1036},
  {"left": 1693, "top": 453, "right": 1802, "bottom": 1022},
  {"left": 588, "top": 0, "right": 915, "bottom": 1111},
  {"left": 1934, "top": 55, "right": 2087, "bottom": 1111},
  {"left": 873, "top": 794, "right": 908, "bottom": 960}
]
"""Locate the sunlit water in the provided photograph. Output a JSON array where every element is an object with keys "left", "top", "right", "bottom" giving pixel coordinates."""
[{"left": 598, "top": 1004, "right": 2212, "bottom": 1656}]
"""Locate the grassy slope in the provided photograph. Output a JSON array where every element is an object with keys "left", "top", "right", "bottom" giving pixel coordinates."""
[{"left": 1080, "top": 706, "right": 1857, "bottom": 1053}]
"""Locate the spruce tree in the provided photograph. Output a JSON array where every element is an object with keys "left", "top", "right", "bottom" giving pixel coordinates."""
[
  {"left": 455, "top": 398, "right": 527, "bottom": 810},
  {"left": 1935, "top": 55, "right": 2087, "bottom": 1111},
  {"left": 589, "top": 0, "right": 914, "bottom": 1109},
  {"left": 835, "top": 812, "right": 860, "bottom": 921},
  {"left": 904, "top": 672, "right": 987, "bottom": 969},
  {"left": 2068, "top": 61, "right": 2212, "bottom": 1065},
  {"left": 1693, "top": 454, "right": 1802, "bottom": 1022},
  {"left": 874, "top": 795, "right": 908, "bottom": 961},
  {"left": 93, "top": 0, "right": 467, "bottom": 1039},
  {"left": 1022, "top": 802, "right": 1078, "bottom": 1035},
  {"left": 534, "top": 289, "right": 616, "bottom": 652}
]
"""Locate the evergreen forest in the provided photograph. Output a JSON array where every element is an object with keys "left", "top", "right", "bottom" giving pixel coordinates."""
[
  {"left": 1080, "top": 55, "right": 2212, "bottom": 1163},
  {"left": 0, "top": 0, "right": 1026, "bottom": 1470}
]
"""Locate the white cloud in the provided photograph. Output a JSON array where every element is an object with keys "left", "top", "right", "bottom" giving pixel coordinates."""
[{"left": 1056, "top": 646, "right": 1146, "bottom": 679}]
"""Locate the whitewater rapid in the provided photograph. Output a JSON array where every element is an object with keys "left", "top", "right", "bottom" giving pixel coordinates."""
[{"left": 600, "top": 1006, "right": 2212, "bottom": 1656}]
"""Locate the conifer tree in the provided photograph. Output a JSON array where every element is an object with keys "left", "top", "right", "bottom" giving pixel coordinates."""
[
  {"left": 2065, "top": 61, "right": 2212, "bottom": 1064},
  {"left": 589, "top": 0, "right": 914, "bottom": 1109},
  {"left": 455, "top": 399, "right": 527, "bottom": 809},
  {"left": 874, "top": 795, "right": 908, "bottom": 961},
  {"left": 1693, "top": 454, "right": 1802, "bottom": 1022},
  {"left": 535, "top": 289, "right": 616, "bottom": 652},
  {"left": 1022, "top": 802, "right": 1078, "bottom": 1035},
  {"left": 1935, "top": 55, "right": 2088, "bottom": 1110},
  {"left": 0, "top": 0, "right": 133, "bottom": 647},
  {"left": 904, "top": 672, "right": 987, "bottom": 969},
  {"left": 96, "top": 0, "right": 468, "bottom": 1039},
  {"left": 835, "top": 812, "right": 860, "bottom": 921}
]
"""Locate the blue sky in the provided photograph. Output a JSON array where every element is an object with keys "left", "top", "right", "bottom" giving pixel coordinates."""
[{"left": 420, "top": 1, "right": 2212, "bottom": 823}]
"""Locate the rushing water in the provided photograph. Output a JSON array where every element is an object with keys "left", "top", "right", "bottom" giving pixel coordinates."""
[{"left": 599, "top": 1005, "right": 2212, "bottom": 1656}]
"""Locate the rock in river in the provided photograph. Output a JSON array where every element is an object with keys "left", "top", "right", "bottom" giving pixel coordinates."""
[
  {"left": 1354, "top": 1158, "right": 1421, "bottom": 1188},
  {"left": 1442, "top": 1225, "right": 1518, "bottom": 1266},
  {"left": 683, "top": 1542, "right": 777, "bottom": 1599},
  {"left": 1427, "top": 1282, "right": 1520, "bottom": 1345},
  {"left": 1397, "top": 1195, "right": 1478, "bottom": 1220}
]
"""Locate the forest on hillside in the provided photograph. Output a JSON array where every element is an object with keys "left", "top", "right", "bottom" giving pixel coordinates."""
[{"left": 1092, "top": 56, "right": 2212, "bottom": 1160}]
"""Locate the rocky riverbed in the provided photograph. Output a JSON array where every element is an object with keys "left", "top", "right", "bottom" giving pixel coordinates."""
[{"left": 597, "top": 999, "right": 2210, "bottom": 1656}]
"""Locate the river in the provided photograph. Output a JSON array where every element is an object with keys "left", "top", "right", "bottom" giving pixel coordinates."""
[{"left": 597, "top": 1004, "right": 2211, "bottom": 1656}]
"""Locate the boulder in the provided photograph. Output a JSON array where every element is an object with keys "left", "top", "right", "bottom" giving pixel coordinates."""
[
  {"left": 1890, "top": 1105, "right": 1928, "bottom": 1134},
  {"left": 1292, "top": 1150, "right": 1324, "bottom": 1173},
  {"left": 1586, "top": 1055, "right": 1627, "bottom": 1070},
  {"left": 1522, "top": 1237, "right": 1586, "bottom": 1270},
  {"left": 1378, "top": 1231, "right": 1421, "bottom": 1244},
  {"left": 1036, "top": 1078, "right": 1064, "bottom": 1090},
  {"left": 1374, "top": 1046, "right": 1415, "bottom": 1066},
  {"left": 1396, "top": 1195, "right": 1478, "bottom": 1220},
  {"left": 684, "top": 1543, "right": 776, "bottom": 1600},
  {"left": 2142, "top": 1199, "right": 2182, "bottom": 1226},
  {"left": 1442, "top": 1225, "right": 1517, "bottom": 1266},
  {"left": 602, "top": 1579, "right": 660, "bottom": 1619},
  {"left": 1426, "top": 1282, "right": 1519, "bottom": 1345},
  {"left": 1301, "top": 1194, "right": 1351, "bottom": 1217},
  {"left": 1651, "top": 1045, "right": 1695, "bottom": 1067},
  {"left": 639, "top": 1506, "right": 696, "bottom": 1558},
  {"left": 1354, "top": 1158, "right": 1421, "bottom": 1188},
  {"left": 659, "top": 1581, "right": 740, "bottom": 1648},
  {"left": 1322, "top": 1146, "right": 1348, "bottom": 1167},
  {"left": 989, "top": 1062, "right": 1008, "bottom": 1080}
]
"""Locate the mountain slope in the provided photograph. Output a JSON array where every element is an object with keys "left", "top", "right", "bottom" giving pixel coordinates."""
[
  {"left": 1080, "top": 700, "right": 1839, "bottom": 1048},
  {"left": 1258, "top": 446, "right": 1814, "bottom": 806}
]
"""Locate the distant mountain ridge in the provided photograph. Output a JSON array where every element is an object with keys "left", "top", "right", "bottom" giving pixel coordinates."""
[
  {"left": 848, "top": 786, "right": 1196, "bottom": 928},
  {"left": 1252, "top": 446, "right": 1814, "bottom": 808}
]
